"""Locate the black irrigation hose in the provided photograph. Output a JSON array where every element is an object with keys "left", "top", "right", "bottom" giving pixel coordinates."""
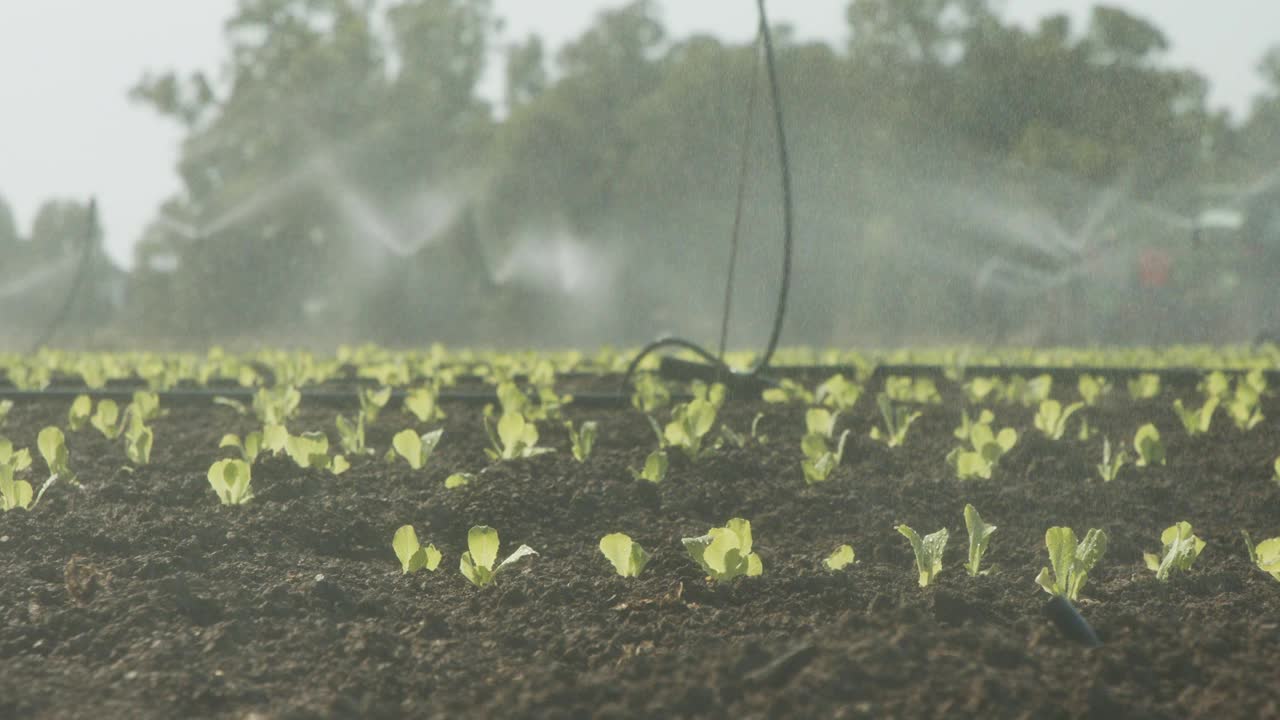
[
  {"left": 621, "top": 0, "right": 794, "bottom": 393},
  {"left": 30, "top": 198, "right": 97, "bottom": 354},
  {"left": 0, "top": 386, "right": 639, "bottom": 408}
]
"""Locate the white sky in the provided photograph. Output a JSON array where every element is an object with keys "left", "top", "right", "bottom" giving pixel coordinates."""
[{"left": 0, "top": 0, "right": 1275, "bottom": 268}]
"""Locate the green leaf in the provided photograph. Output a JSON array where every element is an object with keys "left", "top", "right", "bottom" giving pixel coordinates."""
[
  {"left": 1133, "top": 423, "right": 1165, "bottom": 467},
  {"left": 392, "top": 429, "right": 423, "bottom": 469},
  {"left": 67, "top": 395, "right": 92, "bottom": 431},
  {"left": 403, "top": 386, "right": 444, "bottom": 422},
  {"left": 393, "top": 525, "right": 424, "bottom": 574},
  {"left": 633, "top": 449, "right": 668, "bottom": 483},
  {"left": 805, "top": 408, "right": 837, "bottom": 438},
  {"left": 897, "top": 524, "right": 947, "bottom": 587},
  {"left": 329, "top": 454, "right": 350, "bottom": 475},
  {"left": 682, "top": 518, "right": 761, "bottom": 582},
  {"left": 467, "top": 525, "right": 500, "bottom": 572},
  {"left": 1149, "top": 521, "right": 1204, "bottom": 581},
  {"left": 285, "top": 431, "right": 329, "bottom": 469},
  {"left": 90, "top": 399, "right": 120, "bottom": 439},
  {"left": 963, "top": 504, "right": 996, "bottom": 576},
  {"left": 207, "top": 458, "right": 252, "bottom": 505},
  {"left": 445, "top": 473, "right": 472, "bottom": 489},
  {"left": 37, "top": 426, "right": 69, "bottom": 476},
  {"left": 599, "top": 532, "right": 649, "bottom": 577},
  {"left": 823, "top": 544, "right": 856, "bottom": 571}
]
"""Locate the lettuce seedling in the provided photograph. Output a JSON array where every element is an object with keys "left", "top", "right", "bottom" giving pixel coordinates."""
[
  {"left": 896, "top": 524, "right": 947, "bottom": 587},
  {"left": 806, "top": 408, "right": 839, "bottom": 439},
  {"left": 445, "top": 472, "right": 472, "bottom": 488},
  {"left": 762, "top": 378, "right": 814, "bottom": 405},
  {"left": 286, "top": 431, "right": 330, "bottom": 469},
  {"left": 359, "top": 386, "right": 391, "bottom": 424},
  {"left": 801, "top": 428, "right": 850, "bottom": 484},
  {"left": 1242, "top": 530, "right": 1280, "bottom": 582},
  {"left": 123, "top": 411, "right": 153, "bottom": 466},
  {"left": 816, "top": 374, "right": 861, "bottom": 411},
  {"left": 1143, "top": 521, "right": 1205, "bottom": 581},
  {"left": 68, "top": 395, "right": 92, "bottom": 431},
  {"left": 946, "top": 420, "right": 1017, "bottom": 480},
  {"left": 207, "top": 458, "right": 253, "bottom": 505},
  {"left": 1002, "top": 374, "right": 1052, "bottom": 407},
  {"left": 631, "top": 373, "right": 672, "bottom": 413},
  {"left": 1036, "top": 527, "right": 1107, "bottom": 601},
  {"left": 963, "top": 504, "right": 996, "bottom": 576},
  {"left": 0, "top": 437, "right": 32, "bottom": 473},
  {"left": 219, "top": 431, "right": 263, "bottom": 464},
  {"left": 1034, "top": 399, "right": 1083, "bottom": 441},
  {"left": 90, "top": 399, "right": 121, "bottom": 439},
  {"left": 0, "top": 461, "right": 32, "bottom": 511},
  {"left": 1198, "top": 371, "right": 1231, "bottom": 400},
  {"left": 130, "top": 391, "right": 162, "bottom": 423},
  {"left": 459, "top": 525, "right": 538, "bottom": 587},
  {"left": 631, "top": 449, "right": 668, "bottom": 483},
  {"left": 252, "top": 385, "right": 301, "bottom": 426},
  {"left": 1133, "top": 424, "right": 1165, "bottom": 467},
  {"left": 964, "top": 376, "right": 1001, "bottom": 404},
  {"left": 954, "top": 408, "right": 993, "bottom": 441},
  {"left": 884, "top": 376, "right": 941, "bottom": 404},
  {"left": 392, "top": 525, "right": 442, "bottom": 574},
  {"left": 566, "top": 420, "right": 597, "bottom": 463},
  {"left": 38, "top": 426, "right": 75, "bottom": 486},
  {"left": 1227, "top": 383, "right": 1264, "bottom": 431},
  {"left": 683, "top": 518, "right": 763, "bottom": 582},
  {"left": 483, "top": 411, "right": 550, "bottom": 461},
  {"left": 1172, "top": 397, "right": 1217, "bottom": 436},
  {"left": 335, "top": 414, "right": 372, "bottom": 456},
  {"left": 1127, "top": 373, "right": 1161, "bottom": 400},
  {"left": 403, "top": 385, "right": 446, "bottom": 423},
  {"left": 1273, "top": 457, "right": 1280, "bottom": 486},
  {"left": 663, "top": 398, "right": 718, "bottom": 461},
  {"left": 0, "top": 400, "right": 12, "bottom": 427},
  {"left": 599, "top": 532, "right": 649, "bottom": 577},
  {"left": 392, "top": 428, "right": 443, "bottom": 470},
  {"left": 823, "top": 544, "right": 856, "bottom": 571},
  {"left": 1096, "top": 437, "right": 1128, "bottom": 482},
  {"left": 869, "top": 393, "right": 921, "bottom": 448},
  {"left": 1077, "top": 374, "right": 1111, "bottom": 406}
]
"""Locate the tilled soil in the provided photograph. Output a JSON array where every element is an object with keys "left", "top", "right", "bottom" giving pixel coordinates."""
[{"left": 1, "top": 374, "right": 1278, "bottom": 719}]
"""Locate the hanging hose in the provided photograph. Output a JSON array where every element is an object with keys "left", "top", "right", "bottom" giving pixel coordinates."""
[
  {"left": 621, "top": 0, "right": 793, "bottom": 392},
  {"left": 30, "top": 198, "right": 98, "bottom": 354}
]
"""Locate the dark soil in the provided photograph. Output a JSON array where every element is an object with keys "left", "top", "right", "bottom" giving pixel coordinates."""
[{"left": 2, "top": 374, "right": 1279, "bottom": 719}]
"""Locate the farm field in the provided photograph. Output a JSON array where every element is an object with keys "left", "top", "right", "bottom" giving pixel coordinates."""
[{"left": 1, "top": 348, "right": 1279, "bottom": 719}]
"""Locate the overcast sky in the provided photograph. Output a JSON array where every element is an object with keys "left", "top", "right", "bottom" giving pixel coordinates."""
[{"left": 1, "top": 0, "right": 1276, "bottom": 267}]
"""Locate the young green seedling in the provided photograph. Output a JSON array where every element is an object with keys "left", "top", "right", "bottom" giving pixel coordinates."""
[
  {"left": 1127, "top": 373, "right": 1161, "bottom": 400},
  {"left": 762, "top": 378, "right": 814, "bottom": 405},
  {"left": 336, "top": 413, "right": 372, "bottom": 456},
  {"left": 1172, "top": 397, "right": 1217, "bottom": 436},
  {"left": 869, "top": 393, "right": 921, "bottom": 448},
  {"left": 459, "top": 525, "right": 538, "bottom": 587},
  {"left": 90, "top": 399, "right": 121, "bottom": 439},
  {"left": 1133, "top": 424, "right": 1165, "bottom": 467},
  {"left": 1143, "top": 521, "right": 1205, "bottom": 581},
  {"left": 963, "top": 504, "right": 996, "bottom": 576},
  {"left": 0, "top": 460, "right": 32, "bottom": 511},
  {"left": 286, "top": 431, "right": 330, "bottom": 469},
  {"left": 219, "top": 431, "right": 264, "bottom": 464},
  {"left": 123, "top": 410, "right": 153, "bottom": 466},
  {"left": 392, "top": 525, "right": 442, "bottom": 574},
  {"left": 207, "top": 458, "right": 253, "bottom": 505},
  {"left": 801, "top": 429, "right": 850, "bottom": 484},
  {"left": 896, "top": 524, "right": 948, "bottom": 588},
  {"left": 1242, "top": 530, "right": 1280, "bottom": 582},
  {"left": 663, "top": 398, "right": 718, "bottom": 461},
  {"left": 1036, "top": 526, "right": 1108, "bottom": 601},
  {"left": 403, "top": 385, "right": 446, "bottom": 423},
  {"left": 38, "top": 426, "right": 75, "bottom": 487},
  {"left": 1096, "top": 437, "right": 1128, "bottom": 482},
  {"left": 1227, "top": 383, "right": 1264, "bottom": 431},
  {"left": 445, "top": 473, "right": 473, "bottom": 489},
  {"left": 392, "top": 428, "right": 444, "bottom": 470},
  {"left": 1077, "top": 374, "right": 1110, "bottom": 406},
  {"left": 631, "top": 449, "right": 668, "bottom": 483},
  {"left": 483, "top": 411, "right": 549, "bottom": 461},
  {"left": 1034, "top": 399, "right": 1084, "bottom": 441},
  {"left": 946, "top": 420, "right": 1017, "bottom": 480},
  {"left": 359, "top": 386, "right": 391, "bottom": 424},
  {"left": 566, "top": 420, "right": 598, "bottom": 463},
  {"left": 683, "top": 518, "right": 763, "bottom": 582},
  {"left": 599, "top": 533, "right": 649, "bottom": 577},
  {"left": 68, "top": 395, "right": 92, "bottom": 431},
  {"left": 252, "top": 385, "right": 301, "bottom": 426},
  {"left": 816, "top": 374, "right": 862, "bottom": 411},
  {"left": 823, "top": 544, "right": 856, "bottom": 571},
  {"left": 631, "top": 373, "right": 672, "bottom": 413},
  {"left": 954, "top": 408, "right": 994, "bottom": 441}
]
